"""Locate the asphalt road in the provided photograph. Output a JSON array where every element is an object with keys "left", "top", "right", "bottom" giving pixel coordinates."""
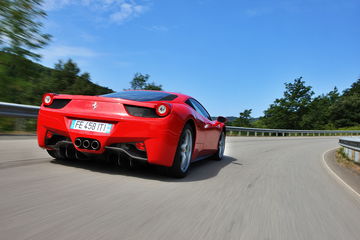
[{"left": 1, "top": 136, "right": 360, "bottom": 240}]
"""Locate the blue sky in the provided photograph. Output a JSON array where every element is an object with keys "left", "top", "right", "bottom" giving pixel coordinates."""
[{"left": 39, "top": 0, "right": 360, "bottom": 117}]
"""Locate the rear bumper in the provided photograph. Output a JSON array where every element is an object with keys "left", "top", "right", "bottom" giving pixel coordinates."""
[{"left": 37, "top": 108, "right": 182, "bottom": 167}]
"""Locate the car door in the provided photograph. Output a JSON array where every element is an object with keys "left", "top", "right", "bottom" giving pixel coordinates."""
[{"left": 188, "top": 98, "right": 220, "bottom": 153}]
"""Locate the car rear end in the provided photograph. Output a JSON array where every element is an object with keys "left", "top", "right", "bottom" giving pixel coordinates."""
[{"left": 37, "top": 91, "right": 184, "bottom": 167}]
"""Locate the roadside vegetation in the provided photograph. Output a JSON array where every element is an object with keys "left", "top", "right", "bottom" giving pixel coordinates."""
[
  {"left": 336, "top": 148, "right": 360, "bottom": 174},
  {"left": 0, "top": 0, "right": 359, "bottom": 133},
  {"left": 0, "top": 0, "right": 163, "bottom": 133},
  {"left": 228, "top": 77, "right": 360, "bottom": 130}
]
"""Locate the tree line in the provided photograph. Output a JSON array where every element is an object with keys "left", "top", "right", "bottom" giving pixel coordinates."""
[
  {"left": 229, "top": 77, "right": 360, "bottom": 130},
  {"left": 0, "top": 53, "right": 114, "bottom": 105},
  {"left": 0, "top": 0, "right": 162, "bottom": 105},
  {"left": 0, "top": 0, "right": 162, "bottom": 132},
  {"left": 1, "top": 0, "right": 358, "bottom": 131}
]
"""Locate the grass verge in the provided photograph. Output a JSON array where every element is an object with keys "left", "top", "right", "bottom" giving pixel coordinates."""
[{"left": 336, "top": 148, "right": 360, "bottom": 175}]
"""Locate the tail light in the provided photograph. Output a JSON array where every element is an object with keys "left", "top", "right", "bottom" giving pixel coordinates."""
[
  {"left": 46, "top": 131, "right": 54, "bottom": 139},
  {"left": 155, "top": 103, "right": 171, "bottom": 117},
  {"left": 42, "top": 93, "right": 55, "bottom": 106},
  {"left": 135, "top": 142, "right": 146, "bottom": 151},
  {"left": 44, "top": 99, "right": 71, "bottom": 109},
  {"left": 124, "top": 105, "right": 159, "bottom": 118},
  {"left": 124, "top": 104, "right": 171, "bottom": 118}
]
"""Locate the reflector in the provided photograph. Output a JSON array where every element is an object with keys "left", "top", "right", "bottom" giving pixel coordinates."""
[{"left": 135, "top": 142, "right": 146, "bottom": 151}]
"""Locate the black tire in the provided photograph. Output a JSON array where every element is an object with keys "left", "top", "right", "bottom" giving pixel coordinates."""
[
  {"left": 46, "top": 149, "right": 61, "bottom": 159},
  {"left": 213, "top": 131, "right": 226, "bottom": 161},
  {"left": 169, "top": 124, "right": 194, "bottom": 178}
]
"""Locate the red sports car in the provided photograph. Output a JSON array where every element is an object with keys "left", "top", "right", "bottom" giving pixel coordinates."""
[{"left": 37, "top": 90, "right": 226, "bottom": 177}]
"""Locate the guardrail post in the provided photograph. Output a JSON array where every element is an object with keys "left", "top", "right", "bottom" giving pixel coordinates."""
[
  {"left": 355, "top": 151, "right": 360, "bottom": 163},
  {"left": 247, "top": 131, "right": 249, "bottom": 136},
  {"left": 262, "top": 132, "right": 264, "bottom": 136}
]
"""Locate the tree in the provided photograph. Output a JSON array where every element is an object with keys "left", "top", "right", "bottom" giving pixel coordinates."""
[
  {"left": 130, "top": 73, "right": 149, "bottom": 90},
  {"left": 301, "top": 87, "right": 340, "bottom": 129},
  {"left": 329, "top": 95, "right": 360, "bottom": 128},
  {"left": 262, "top": 77, "right": 314, "bottom": 129},
  {"left": 329, "top": 80, "right": 360, "bottom": 128},
  {"left": 50, "top": 59, "right": 113, "bottom": 95},
  {"left": 129, "top": 73, "right": 163, "bottom": 90},
  {"left": 231, "top": 109, "right": 253, "bottom": 127},
  {"left": 343, "top": 78, "right": 360, "bottom": 96},
  {"left": 144, "top": 81, "right": 162, "bottom": 90},
  {"left": 0, "top": 0, "right": 51, "bottom": 60}
]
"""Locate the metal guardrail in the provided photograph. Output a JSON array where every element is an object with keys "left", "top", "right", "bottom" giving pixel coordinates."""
[
  {"left": 0, "top": 102, "right": 39, "bottom": 118},
  {"left": 226, "top": 126, "right": 360, "bottom": 136},
  {"left": 0, "top": 101, "right": 359, "bottom": 137},
  {"left": 339, "top": 137, "right": 360, "bottom": 163}
]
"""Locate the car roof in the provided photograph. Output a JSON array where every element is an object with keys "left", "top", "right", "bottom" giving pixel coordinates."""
[{"left": 122, "top": 90, "right": 191, "bottom": 103}]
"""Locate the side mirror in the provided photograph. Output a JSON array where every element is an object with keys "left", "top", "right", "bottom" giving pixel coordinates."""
[{"left": 217, "top": 116, "right": 227, "bottom": 123}]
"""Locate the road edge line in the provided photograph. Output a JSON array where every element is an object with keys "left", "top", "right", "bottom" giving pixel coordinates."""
[{"left": 322, "top": 148, "right": 360, "bottom": 199}]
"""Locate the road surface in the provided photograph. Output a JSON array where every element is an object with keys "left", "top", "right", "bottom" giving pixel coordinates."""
[{"left": 0, "top": 136, "right": 359, "bottom": 240}]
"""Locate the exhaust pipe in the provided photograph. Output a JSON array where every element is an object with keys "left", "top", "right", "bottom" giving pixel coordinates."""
[
  {"left": 91, "top": 140, "right": 100, "bottom": 150},
  {"left": 74, "top": 138, "right": 82, "bottom": 148},
  {"left": 83, "top": 139, "right": 90, "bottom": 149},
  {"left": 117, "top": 154, "right": 122, "bottom": 167}
]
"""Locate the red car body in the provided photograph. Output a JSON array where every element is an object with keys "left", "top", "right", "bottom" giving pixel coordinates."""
[{"left": 37, "top": 90, "right": 226, "bottom": 175}]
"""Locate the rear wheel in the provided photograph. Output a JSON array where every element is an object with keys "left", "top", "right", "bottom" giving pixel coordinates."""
[
  {"left": 47, "top": 146, "right": 76, "bottom": 160},
  {"left": 46, "top": 149, "right": 61, "bottom": 159},
  {"left": 213, "top": 131, "right": 225, "bottom": 160},
  {"left": 169, "top": 124, "right": 194, "bottom": 178}
]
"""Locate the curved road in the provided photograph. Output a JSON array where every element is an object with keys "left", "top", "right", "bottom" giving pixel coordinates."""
[{"left": 0, "top": 136, "right": 360, "bottom": 240}]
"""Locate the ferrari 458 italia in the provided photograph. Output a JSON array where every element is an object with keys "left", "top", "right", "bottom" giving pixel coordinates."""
[{"left": 37, "top": 90, "right": 226, "bottom": 177}]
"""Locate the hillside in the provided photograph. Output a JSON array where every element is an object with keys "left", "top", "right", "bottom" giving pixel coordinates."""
[{"left": 0, "top": 51, "right": 113, "bottom": 106}]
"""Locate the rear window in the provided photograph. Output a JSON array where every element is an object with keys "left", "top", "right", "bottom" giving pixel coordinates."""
[{"left": 102, "top": 91, "right": 178, "bottom": 102}]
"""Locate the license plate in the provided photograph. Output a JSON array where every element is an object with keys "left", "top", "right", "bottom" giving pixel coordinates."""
[{"left": 70, "top": 120, "right": 113, "bottom": 133}]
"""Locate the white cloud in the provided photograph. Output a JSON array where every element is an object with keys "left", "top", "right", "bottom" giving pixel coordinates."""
[
  {"left": 38, "top": 45, "right": 99, "bottom": 67},
  {"left": 80, "top": 32, "right": 99, "bottom": 42},
  {"left": 43, "top": 0, "right": 72, "bottom": 11},
  {"left": 43, "top": 0, "right": 149, "bottom": 24},
  {"left": 42, "top": 45, "right": 97, "bottom": 58},
  {"left": 110, "top": 2, "right": 147, "bottom": 24}
]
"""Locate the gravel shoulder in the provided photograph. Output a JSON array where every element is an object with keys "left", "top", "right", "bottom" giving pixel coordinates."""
[{"left": 324, "top": 149, "right": 360, "bottom": 196}]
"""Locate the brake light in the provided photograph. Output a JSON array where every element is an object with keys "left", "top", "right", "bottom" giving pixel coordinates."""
[
  {"left": 46, "top": 131, "right": 54, "bottom": 139},
  {"left": 42, "top": 93, "right": 55, "bottom": 106},
  {"left": 155, "top": 103, "right": 171, "bottom": 117},
  {"left": 135, "top": 142, "right": 146, "bottom": 151}
]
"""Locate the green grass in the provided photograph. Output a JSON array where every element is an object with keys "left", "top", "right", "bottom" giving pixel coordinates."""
[
  {"left": 338, "top": 125, "right": 360, "bottom": 131},
  {"left": 335, "top": 147, "right": 360, "bottom": 174},
  {"left": 0, "top": 117, "right": 36, "bottom": 134}
]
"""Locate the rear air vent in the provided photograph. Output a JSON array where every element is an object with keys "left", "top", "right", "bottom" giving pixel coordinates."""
[
  {"left": 44, "top": 99, "right": 71, "bottom": 109},
  {"left": 124, "top": 105, "right": 160, "bottom": 118}
]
